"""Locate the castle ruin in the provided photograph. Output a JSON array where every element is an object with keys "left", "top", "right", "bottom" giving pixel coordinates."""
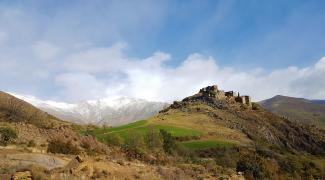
[{"left": 199, "top": 85, "right": 252, "bottom": 107}]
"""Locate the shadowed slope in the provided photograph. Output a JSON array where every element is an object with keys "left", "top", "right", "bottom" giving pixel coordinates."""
[
  {"left": 260, "top": 95, "right": 325, "bottom": 129},
  {"left": 0, "top": 91, "right": 70, "bottom": 128}
]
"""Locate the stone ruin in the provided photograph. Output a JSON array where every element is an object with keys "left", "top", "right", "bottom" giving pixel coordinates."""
[{"left": 199, "top": 85, "right": 252, "bottom": 107}]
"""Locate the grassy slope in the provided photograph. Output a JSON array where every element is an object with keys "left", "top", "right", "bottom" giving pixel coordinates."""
[
  {"left": 87, "top": 103, "right": 252, "bottom": 150},
  {"left": 182, "top": 140, "right": 234, "bottom": 150}
]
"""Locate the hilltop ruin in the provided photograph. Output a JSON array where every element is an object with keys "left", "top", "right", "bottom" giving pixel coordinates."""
[{"left": 198, "top": 85, "right": 252, "bottom": 107}]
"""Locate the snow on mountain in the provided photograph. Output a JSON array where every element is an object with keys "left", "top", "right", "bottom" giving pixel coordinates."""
[{"left": 9, "top": 93, "right": 168, "bottom": 126}]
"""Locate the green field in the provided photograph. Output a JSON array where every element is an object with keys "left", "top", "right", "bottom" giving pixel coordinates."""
[
  {"left": 182, "top": 140, "right": 234, "bottom": 150},
  {"left": 83, "top": 119, "right": 238, "bottom": 151},
  {"left": 90, "top": 120, "right": 147, "bottom": 134},
  {"left": 85, "top": 120, "right": 203, "bottom": 143}
]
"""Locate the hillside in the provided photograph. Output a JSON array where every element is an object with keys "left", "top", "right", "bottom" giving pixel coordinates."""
[
  {"left": 0, "top": 92, "right": 157, "bottom": 179},
  {"left": 1, "top": 87, "right": 325, "bottom": 179},
  {"left": 0, "top": 91, "right": 70, "bottom": 128},
  {"left": 1, "top": 90, "right": 243, "bottom": 179},
  {"left": 260, "top": 95, "right": 325, "bottom": 129},
  {"left": 87, "top": 85, "right": 325, "bottom": 179},
  {"left": 312, "top": 99, "right": 325, "bottom": 105},
  {"left": 11, "top": 93, "right": 167, "bottom": 126}
]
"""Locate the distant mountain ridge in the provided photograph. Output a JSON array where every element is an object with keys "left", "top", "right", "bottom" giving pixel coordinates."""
[
  {"left": 9, "top": 93, "right": 168, "bottom": 126},
  {"left": 312, "top": 100, "right": 325, "bottom": 105},
  {"left": 259, "top": 95, "right": 325, "bottom": 129}
]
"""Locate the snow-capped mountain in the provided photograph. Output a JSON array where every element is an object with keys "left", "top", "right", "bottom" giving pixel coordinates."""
[{"left": 10, "top": 93, "right": 168, "bottom": 126}]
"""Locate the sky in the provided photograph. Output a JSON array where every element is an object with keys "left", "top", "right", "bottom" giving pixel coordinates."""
[{"left": 0, "top": 0, "right": 325, "bottom": 102}]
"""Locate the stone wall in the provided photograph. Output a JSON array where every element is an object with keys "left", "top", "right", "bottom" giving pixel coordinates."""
[{"left": 199, "top": 85, "right": 252, "bottom": 107}]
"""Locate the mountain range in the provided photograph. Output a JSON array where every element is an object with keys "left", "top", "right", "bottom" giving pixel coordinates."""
[
  {"left": 1, "top": 86, "right": 325, "bottom": 179},
  {"left": 10, "top": 93, "right": 168, "bottom": 126},
  {"left": 259, "top": 95, "right": 325, "bottom": 129}
]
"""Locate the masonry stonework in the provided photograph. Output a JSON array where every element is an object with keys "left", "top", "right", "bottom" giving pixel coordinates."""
[{"left": 199, "top": 85, "right": 252, "bottom": 107}]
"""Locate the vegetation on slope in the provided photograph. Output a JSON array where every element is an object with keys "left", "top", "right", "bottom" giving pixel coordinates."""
[
  {"left": 1, "top": 86, "right": 325, "bottom": 179},
  {"left": 84, "top": 86, "right": 325, "bottom": 179},
  {"left": 84, "top": 120, "right": 203, "bottom": 144},
  {"left": 0, "top": 91, "right": 70, "bottom": 128},
  {"left": 260, "top": 95, "right": 325, "bottom": 129}
]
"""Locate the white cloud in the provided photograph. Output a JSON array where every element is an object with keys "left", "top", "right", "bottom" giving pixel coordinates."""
[
  {"left": 315, "top": 57, "right": 325, "bottom": 70},
  {"left": 55, "top": 72, "right": 107, "bottom": 101},
  {"left": 51, "top": 42, "right": 325, "bottom": 102},
  {"left": 64, "top": 42, "right": 129, "bottom": 73}
]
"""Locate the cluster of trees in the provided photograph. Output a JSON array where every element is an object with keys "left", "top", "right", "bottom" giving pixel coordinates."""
[{"left": 105, "top": 127, "right": 177, "bottom": 159}]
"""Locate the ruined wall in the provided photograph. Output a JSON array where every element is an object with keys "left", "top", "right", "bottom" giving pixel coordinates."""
[{"left": 198, "top": 85, "right": 252, "bottom": 107}]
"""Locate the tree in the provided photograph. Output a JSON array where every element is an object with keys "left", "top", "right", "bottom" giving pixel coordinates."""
[
  {"left": 0, "top": 127, "right": 17, "bottom": 146},
  {"left": 144, "top": 127, "right": 163, "bottom": 152},
  {"left": 125, "top": 130, "right": 146, "bottom": 155},
  {"left": 160, "top": 129, "right": 175, "bottom": 154}
]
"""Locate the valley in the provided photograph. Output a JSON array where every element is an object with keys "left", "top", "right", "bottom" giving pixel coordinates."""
[{"left": 1, "top": 86, "right": 325, "bottom": 179}]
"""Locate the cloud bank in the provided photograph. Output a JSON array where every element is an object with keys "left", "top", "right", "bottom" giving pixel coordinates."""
[
  {"left": 44, "top": 42, "right": 325, "bottom": 102},
  {"left": 1, "top": 1, "right": 325, "bottom": 103},
  {"left": 1, "top": 39, "right": 325, "bottom": 102}
]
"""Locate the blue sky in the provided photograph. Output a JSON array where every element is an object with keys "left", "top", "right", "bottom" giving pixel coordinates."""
[{"left": 1, "top": 0, "right": 325, "bottom": 102}]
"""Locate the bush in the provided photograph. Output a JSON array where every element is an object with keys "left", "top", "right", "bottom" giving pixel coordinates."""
[
  {"left": 27, "top": 140, "right": 36, "bottom": 147},
  {"left": 237, "top": 158, "right": 264, "bottom": 179},
  {"left": 0, "top": 127, "right": 17, "bottom": 146},
  {"left": 80, "top": 136, "right": 108, "bottom": 155},
  {"left": 160, "top": 129, "right": 175, "bottom": 154},
  {"left": 145, "top": 127, "right": 163, "bottom": 152},
  {"left": 105, "top": 134, "right": 124, "bottom": 146},
  {"left": 236, "top": 154, "right": 276, "bottom": 179},
  {"left": 252, "top": 103, "right": 261, "bottom": 110},
  {"left": 47, "top": 139, "right": 80, "bottom": 155},
  {"left": 124, "top": 130, "right": 146, "bottom": 158}
]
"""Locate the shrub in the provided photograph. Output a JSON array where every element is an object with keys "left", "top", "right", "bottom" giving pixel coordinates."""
[
  {"left": 145, "top": 127, "right": 163, "bottom": 152},
  {"left": 196, "top": 147, "right": 239, "bottom": 168},
  {"left": 80, "top": 136, "right": 108, "bottom": 155},
  {"left": 124, "top": 130, "right": 146, "bottom": 158},
  {"left": 105, "top": 134, "right": 124, "bottom": 146},
  {"left": 160, "top": 129, "right": 175, "bottom": 154},
  {"left": 252, "top": 103, "right": 261, "bottom": 110},
  {"left": 29, "top": 165, "right": 50, "bottom": 180},
  {"left": 47, "top": 139, "right": 80, "bottom": 155},
  {"left": 236, "top": 154, "right": 276, "bottom": 179},
  {"left": 0, "top": 127, "right": 17, "bottom": 146},
  {"left": 237, "top": 158, "right": 264, "bottom": 179},
  {"left": 27, "top": 140, "right": 36, "bottom": 147}
]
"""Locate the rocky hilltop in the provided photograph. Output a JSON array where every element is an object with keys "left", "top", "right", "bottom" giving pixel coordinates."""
[{"left": 161, "top": 85, "right": 325, "bottom": 154}]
